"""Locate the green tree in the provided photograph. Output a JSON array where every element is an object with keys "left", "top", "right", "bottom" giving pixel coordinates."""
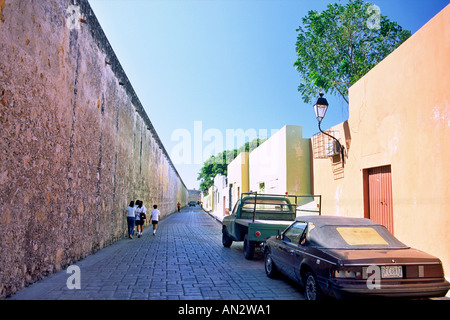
[
  {"left": 197, "top": 152, "right": 230, "bottom": 194},
  {"left": 197, "top": 138, "right": 266, "bottom": 194},
  {"left": 294, "top": 0, "right": 411, "bottom": 105}
]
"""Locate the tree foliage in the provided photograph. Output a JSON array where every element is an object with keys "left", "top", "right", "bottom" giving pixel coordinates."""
[
  {"left": 294, "top": 0, "right": 411, "bottom": 105},
  {"left": 197, "top": 139, "right": 265, "bottom": 194}
]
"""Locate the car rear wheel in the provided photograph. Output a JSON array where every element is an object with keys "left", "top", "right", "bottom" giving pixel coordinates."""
[
  {"left": 222, "top": 227, "right": 233, "bottom": 248},
  {"left": 304, "top": 271, "right": 322, "bottom": 301},
  {"left": 264, "top": 250, "right": 279, "bottom": 278},
  {"left": 243, "top": 234, "right": 255, "bottom": 260}
]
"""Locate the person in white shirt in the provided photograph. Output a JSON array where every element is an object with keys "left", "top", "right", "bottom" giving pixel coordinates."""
[
  {"left": 135, "top": 200, "right": 147, "bottom": 238},
  {"left": 125, "top": 201, "right": 136, "bottom": 239},
  {"left": 150, "top": 205, "right": 161, "bottom": 235}
]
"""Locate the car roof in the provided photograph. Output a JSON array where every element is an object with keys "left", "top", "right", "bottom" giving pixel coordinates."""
[{"left": 295, "top": 215, "right": 378, "bottom": 227}]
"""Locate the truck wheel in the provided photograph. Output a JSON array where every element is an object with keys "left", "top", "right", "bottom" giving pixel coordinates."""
[
  {"left": 222, "top": 227, "right": 233, "bottom": 247},
  {"left": 243, "top": 234, "right": 255, "bottom": 260}
]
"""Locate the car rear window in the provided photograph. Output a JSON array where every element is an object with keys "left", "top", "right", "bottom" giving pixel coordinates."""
[{"left": 308, "top": 225, "right": 408, "bottom": 249}]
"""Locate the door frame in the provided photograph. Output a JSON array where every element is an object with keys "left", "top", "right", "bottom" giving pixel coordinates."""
[{"left": 363, "top": 165, "right": 394, "bottom": 234}]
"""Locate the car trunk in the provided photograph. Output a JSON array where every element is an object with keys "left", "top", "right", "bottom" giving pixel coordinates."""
[{"left": 323, "top": 248, "right": 445, "bottom": 279}]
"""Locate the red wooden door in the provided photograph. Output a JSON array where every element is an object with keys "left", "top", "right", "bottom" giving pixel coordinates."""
[{"left": 364, "top": 165, "right": 394, "bottom": 234}]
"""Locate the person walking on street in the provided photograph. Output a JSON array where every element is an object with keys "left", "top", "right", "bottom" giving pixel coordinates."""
[
  {"left": 151, "top": 204, "right": 161, "bottom": 236},
  {"left": 135, "top": 200, "right": 147, "bottom": 238},
  {"left": 177, "top": 202, "right": 181, "bottom": 212},
  {"left": 125, "top": 201, "right": 136, "bottom": 239},
  {"left": 134, "top": 200, "right": 139, "bottom": 235}
]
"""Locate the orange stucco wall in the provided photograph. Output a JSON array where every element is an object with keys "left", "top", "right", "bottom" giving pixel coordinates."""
[{"left": 312, "top": 5, "right": 450, "bottom": 276}]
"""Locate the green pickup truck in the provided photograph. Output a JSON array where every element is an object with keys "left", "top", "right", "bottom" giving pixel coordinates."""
[{"left": 222, "top": 192, "right": 321, "bottom": 260}]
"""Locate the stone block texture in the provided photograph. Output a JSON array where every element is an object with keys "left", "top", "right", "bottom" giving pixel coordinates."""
[{"left": 0, "top": 0, "right": 187, "bottom": 298}]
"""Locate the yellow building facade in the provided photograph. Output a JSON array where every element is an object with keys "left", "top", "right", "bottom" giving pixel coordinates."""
[
  {"left": 311, "top": 5, "right": 450, "bottom": 277},
  {"left": 249, "top": 125, "right": 311, "bottom": 196},
  {"left": 227, "top": 152, "right": 250, "bottom": 209}
]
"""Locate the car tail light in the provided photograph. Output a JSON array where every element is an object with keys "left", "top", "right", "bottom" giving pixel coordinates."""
[
  {"left": 422, "top": 264, "right": 444, "bottom": 277},
  {"left": 405, "top": 264, "right": 444, "bottom": 278},
  {"left": 255, "top": 231, "right": 261, "bottom": 237},
  {"left": 332, "top": 267, "right": 363, "bottom": 279}
]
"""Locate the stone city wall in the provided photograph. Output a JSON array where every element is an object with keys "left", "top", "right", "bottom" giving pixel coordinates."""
[{"left": 0, "top": 0, "right": 187, "bottom": 298}]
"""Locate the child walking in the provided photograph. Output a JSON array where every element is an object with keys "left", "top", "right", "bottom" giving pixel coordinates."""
[
  {"left": 150, "top": 205, "right": 161, "bottom": 235},
  {"left": 135, "top": 200, "right": 147, "bottom": 238}
]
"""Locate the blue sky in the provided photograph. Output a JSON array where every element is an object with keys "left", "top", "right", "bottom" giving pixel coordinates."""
[{"left": 88, "top": 0, "right": 449, "bottom": 189}]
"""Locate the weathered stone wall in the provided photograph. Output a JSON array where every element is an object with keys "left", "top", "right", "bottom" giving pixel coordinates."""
[{"left": 0, "top": 0, "right": 187, "bottom": 298}]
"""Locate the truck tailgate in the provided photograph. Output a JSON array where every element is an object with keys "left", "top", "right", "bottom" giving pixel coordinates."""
[
  {"left": 236, "top": 219, "right": 293, "bottom": 226},
  {"left": 236, "top": 219, "right": 293, "bottom": 241}
]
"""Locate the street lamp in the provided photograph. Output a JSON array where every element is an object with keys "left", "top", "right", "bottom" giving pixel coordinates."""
[
  {"left": 313, "top": 92, "right": 329, "bottom": 121},
  {"left": 313, "top": 93, "right": 345, "bottom": 168}
]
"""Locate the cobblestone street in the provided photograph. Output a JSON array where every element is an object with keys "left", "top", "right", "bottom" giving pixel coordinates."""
[{"left": 8, "top": 207, "right": 304, "bottom": 300}]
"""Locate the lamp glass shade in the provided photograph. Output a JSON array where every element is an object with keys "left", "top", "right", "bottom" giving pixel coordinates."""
[
  {"left": 314, "top": 103, "right": 328, "bottom": 120},
  {"left": 313, "top": 93, "right": 329, "bottom": 120}
]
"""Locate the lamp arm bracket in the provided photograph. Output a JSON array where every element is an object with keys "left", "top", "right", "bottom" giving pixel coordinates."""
[
  {"left": 318, "top": 121, "right": 342, "bottom": 149},
  {"left": 318, "top": 120, "right": 345, "bottom": 168}
]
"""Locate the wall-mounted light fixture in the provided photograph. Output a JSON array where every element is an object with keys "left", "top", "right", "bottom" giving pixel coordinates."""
[{"left": 313, "top": 93, "right": 345, "bottom": 167}]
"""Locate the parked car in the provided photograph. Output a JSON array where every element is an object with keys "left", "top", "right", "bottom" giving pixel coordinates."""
[
  {"left": 188, "top": 201, "right": 196, "bottom": 207},
  {"left": 264, "top": 216, "right": 450, "bottom": 300}
]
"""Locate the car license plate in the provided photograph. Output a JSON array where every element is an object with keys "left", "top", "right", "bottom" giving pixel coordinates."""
[{"left": 381, "top": 266, "right": 403, "bottom": 278}]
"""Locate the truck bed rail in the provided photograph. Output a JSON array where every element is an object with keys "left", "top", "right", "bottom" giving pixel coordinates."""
[{"left": 240, "top": 192, "right": 321, "bottom": 222}]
